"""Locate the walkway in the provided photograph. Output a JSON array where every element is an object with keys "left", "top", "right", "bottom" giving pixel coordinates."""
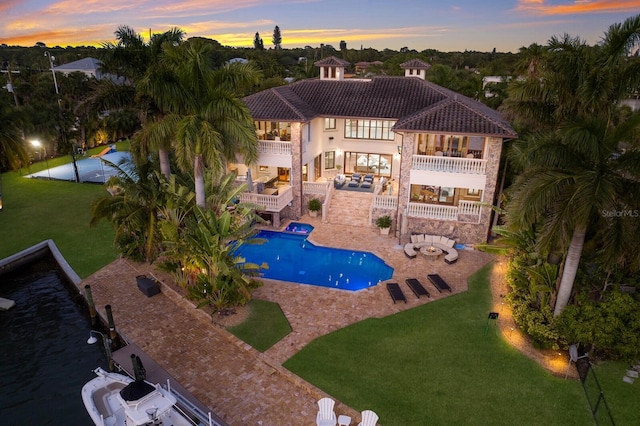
[{"left": 81, "top": 217, "right": 493, "bottom": 425}]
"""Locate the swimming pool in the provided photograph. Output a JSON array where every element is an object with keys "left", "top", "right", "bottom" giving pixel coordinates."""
[
  {"left": 25, "top": 151, "right": 131, "bottom": 183},
  {"left": 235, "top": 230, "right": 394, "bottom": 291}
]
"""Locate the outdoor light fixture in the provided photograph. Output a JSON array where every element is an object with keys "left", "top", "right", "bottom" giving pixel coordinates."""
[
  {"left": 397, "top": 145, "right": 402, "bottom": 154},
  {"left": 87, "top": 330, "right": 113, "bottom": 369},
  {"left": 30, "top": 140, "right": 51, "bottom": 180}
]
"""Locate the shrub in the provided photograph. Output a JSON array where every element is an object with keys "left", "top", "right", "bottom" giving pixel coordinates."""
[
  {"left": 375, "top": 215, "right": 392, "bottom": 229},
  {"left": 307, "top": 198, "right": 322, "bottom": 212}
]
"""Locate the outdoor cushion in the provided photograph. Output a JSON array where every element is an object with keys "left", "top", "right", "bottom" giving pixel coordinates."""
[
  {"left": 411, "top": 235, "right": 418, "bottom": 244},
  {"left": 348, "top": 181, "right": 359, "bottom": 187},
  {"left": 404, "top": 243, "right": 417, "bottom": 258},
  {"left": 423, "top": 235, "right": 433, "bottom": 245},
  {"left": 416, "top": 234, "right": 425, "bottom": 243},
  {"left": 360, "top": 182, "right": 372, "bottom": 189},
  {"left": 445, "top": 238, "right": 455, "bottom": 248}
]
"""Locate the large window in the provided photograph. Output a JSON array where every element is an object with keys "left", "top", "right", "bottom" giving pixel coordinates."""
[
  {"left": 324, "top": 118, "right": 336, "bottom": 130},
  {"left": 344, "top": 119, "right": 395, "bottom": 140},
  {"left": 255, "top": 121, "right": 291, "bottom": 141},
  {"left": 344, "top": 152, "right": 392, "bottom": 177},
  {"left": 416, "top": 134, "right": 484, "bottom": 158},
  {"left": 324, "top": 151, "right": 335, "bottom": 169}
]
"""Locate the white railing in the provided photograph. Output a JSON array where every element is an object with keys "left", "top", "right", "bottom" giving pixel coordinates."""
[
  {"left": 411, "top": 155, "right": 487, "bottom": 174},
  {"left": 407, "top": 200, "right": 483, "bottom": 222},
  {"left": 373, "top": 195, "right": 398, "bottom": 210},
  {"left": 257, "top": 140, "right": 291, "bottom": 155},
  {"left": 303, "top": 181, "right": 331, "bottom": 195},
  {"left": 239, "top": 186, "right": 293, "bottom": 212},
  {"left": 407, "top": 203, "right": 458, "bottom": 221},
  {"left": 458, "top": 200, "right": 482, "bottom": 216}
]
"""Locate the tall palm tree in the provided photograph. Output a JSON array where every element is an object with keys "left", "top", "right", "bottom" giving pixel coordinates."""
[
  {"left": 146, "top": 38, "right": 260, "bottom": 207},
  {"left": 504, "top": 14, "right": 640, "bottom": 316},
  {"left": 98, "top": 26, "right": 185, "bottom": 177}
]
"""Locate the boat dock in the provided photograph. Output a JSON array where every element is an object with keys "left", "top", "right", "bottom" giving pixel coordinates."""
[{"left": 112, "top": 343, "right": 227, "bottom": 426}]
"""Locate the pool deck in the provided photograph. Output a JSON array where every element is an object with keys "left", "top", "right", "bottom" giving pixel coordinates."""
[{"left": 81, "top": 218, "right": 493, "bottom": 425}]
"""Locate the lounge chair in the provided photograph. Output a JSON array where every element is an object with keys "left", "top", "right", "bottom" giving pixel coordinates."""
[
  {"left": 386, "top": 283, "right": 407, "bottom": 304},
  {"left": 351, "top": 173, "right": 362, "bottom": 182},
  {"left": 363, "top": 174, "right": 374, "bottom": 183},
  {"left": 427, "top": 274, "right": 452, "bottom": 293},
  {"left": 405, "top": 278, "right": 430, "bottom": 298},
  {"left": 316, "top": 397, "right": 337, "bottom": 426},
  {"left": 358, "top": 410, "right": 379, "bottom": 426}
]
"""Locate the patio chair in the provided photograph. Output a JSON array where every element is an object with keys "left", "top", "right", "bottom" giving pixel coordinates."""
[
  {"left": 363, "top": 174, "right": 374, "bottom": 183},
  {"left": 405, "top": 278, "right": 430, "bottom": 298},
  {"left": 386, "top": 283, "right": 407, "bottom": 304},
  {"left": 427, "top": 274, "right": 452, "bottom": 293},
  {"left": 358, "top": 410, "right": 379, "bottom": 426},
  {"left": 351, "top": 173, "right": 362, "bottom": 182},
  {"left": 316, "top": 397, "right": 337, "bottom": 426}
]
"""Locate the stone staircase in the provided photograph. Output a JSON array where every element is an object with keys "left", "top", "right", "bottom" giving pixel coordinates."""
[{"left": 325, "top": 189, "right": 373, "bottom": 227}]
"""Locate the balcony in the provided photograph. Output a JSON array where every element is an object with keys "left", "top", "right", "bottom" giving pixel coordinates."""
[
  {"left": 258, "top": 140, "right": 292, "bottom": 155},
  {"left": 239, "top": 186, "right": 293, "bottom": 212},
  {"left": 407, "top": 200, "right": 482, "bottom": 223},
  {"left": 411, "top": 155, "right": 487, "bottom": 174}
]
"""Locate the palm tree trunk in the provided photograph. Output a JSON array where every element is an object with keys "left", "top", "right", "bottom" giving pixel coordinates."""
[
  {"left": 194, "top": 154, "right": 205, "bottom": 207},
  {"left": 553, "top": 226, "right": 586, "bottom": 316},
  {"left": 158, "top": 147, "right": 171, "bottom": 178}
]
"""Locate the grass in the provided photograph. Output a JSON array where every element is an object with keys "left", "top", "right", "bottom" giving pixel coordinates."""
[
  {"left": 284, "top": 264, "right": 594, "bottom": 426},
  {"left": 227, "top": 299, "right": 291, "bottom": 352},
  {"left": 590, "top": 361, "right": 640, "bottom": 425},
  {"left": 0, "top": 143, "right": 127, "bottom": 277}
]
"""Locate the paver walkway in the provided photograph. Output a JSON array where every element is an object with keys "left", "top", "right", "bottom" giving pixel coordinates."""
[{"left": 81, "top": 217, "right": 493, "bottom": 425}]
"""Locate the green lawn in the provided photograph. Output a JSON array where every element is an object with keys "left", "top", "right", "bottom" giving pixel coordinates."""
[
  {"left": 227, "top": 299, "right": 292, "bottom": 352},
  {"left": 0, "top": 144, "right": 125, "bottom": 277},
  {"left": 284, "top": 264, "right": 595, "bottom": 426}
]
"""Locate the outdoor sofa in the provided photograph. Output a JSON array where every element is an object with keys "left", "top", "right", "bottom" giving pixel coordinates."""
[{"left": 404, "top": 234, "right": 459, "bottom": 264}]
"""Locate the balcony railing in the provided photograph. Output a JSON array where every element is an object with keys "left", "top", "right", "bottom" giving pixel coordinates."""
[
  {"left": 303, "top": 181, "right": 331, "bottom": 195},
  {"left": 258, "top": 140, "right": 291, "bottom": 155},
  {"left": 411, "top": 155, "right": 487, "bottom": 174},
  {"left": 407, "top": 200, "right": 482, "bottom": 223},
  {"left": 239, "top": 186, "right": 293, "bottom": 212},
  {"left": 373, "top": 194, "right": 398, "bottom": 210}
]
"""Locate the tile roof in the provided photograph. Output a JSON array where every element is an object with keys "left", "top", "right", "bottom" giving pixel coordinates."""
[
  {"left": 243, "top": 76, "right": 516, "bottom": 138},
  {"left": 313, "top": 56, "right": 350, "bottom": 67},
  {"left": 400, "top": 59, "right": 431, "bottom": 70}
]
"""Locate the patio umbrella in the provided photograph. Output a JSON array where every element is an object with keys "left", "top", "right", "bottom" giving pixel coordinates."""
[{"left": 246, "top": 168, "right": 253, "bottom": 193}]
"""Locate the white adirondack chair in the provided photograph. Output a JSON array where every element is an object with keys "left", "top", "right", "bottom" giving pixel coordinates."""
[
  {"left": 357, "top": 409, "right": 379, "bottom": 426},
  {"left": 316, "top": 397, "right": 337, "bottom": 426}
]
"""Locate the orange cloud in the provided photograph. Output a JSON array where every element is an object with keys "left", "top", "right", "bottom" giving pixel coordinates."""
[{"left": 515, "top": 0, "right": 640, "bottom": 15}]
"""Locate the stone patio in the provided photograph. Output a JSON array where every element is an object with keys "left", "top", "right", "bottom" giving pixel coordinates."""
[{"left": 80, "top": 217, "right": 493, "bottom": 425}]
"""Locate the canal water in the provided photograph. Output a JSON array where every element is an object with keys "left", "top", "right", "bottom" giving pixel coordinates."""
[{"left": 0, "top": 258, "right": 108, "bottom": 425}]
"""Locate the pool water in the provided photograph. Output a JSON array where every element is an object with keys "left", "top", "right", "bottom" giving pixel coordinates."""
[{"left": 236, "top": 230, "right": 394, "bottom": 291}]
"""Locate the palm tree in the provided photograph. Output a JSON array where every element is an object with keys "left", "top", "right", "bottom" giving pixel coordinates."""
[
  {"left": 158, "top": 173, "right": 264, "bottom": 313},
  {"left": 504, "top": 14, "right": 640, "bottom": 316},
  {"left": 90, "top": 157, "right": 170, "bottom": 262},
  {"left": 98, "top": 25, "right": 185, "bottom": 177},
  {"left": 147, "top": 39, "right": 260, "bottom": 207}
]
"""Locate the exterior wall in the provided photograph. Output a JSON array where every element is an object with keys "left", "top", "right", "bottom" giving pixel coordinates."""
[
  {"left": 399, "top": 134, "right": 504, "bottom": 245},
  {"left": 289, "top": 122, "right": 303, "bottom": 219}
]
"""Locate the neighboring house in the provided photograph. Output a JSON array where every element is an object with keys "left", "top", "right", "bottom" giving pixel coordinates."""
[
  {"left": 239, "top": 57, "right": 516, "bottom": 244},
  {"left": 53, "top": 57, "right": 103, "bottom": 79}
]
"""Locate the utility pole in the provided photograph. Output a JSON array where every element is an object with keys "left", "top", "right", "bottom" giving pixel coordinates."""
[{"left": 1, "top": 64, "right": 20, "bottom": 107}]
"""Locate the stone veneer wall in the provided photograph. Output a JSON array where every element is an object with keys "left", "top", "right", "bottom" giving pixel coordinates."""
[
  {"left": 397, "top": 134, "right": 504, "bottom": 245},
  {"left": 286, "top": 122, "right": 303, "bottom": 221}
]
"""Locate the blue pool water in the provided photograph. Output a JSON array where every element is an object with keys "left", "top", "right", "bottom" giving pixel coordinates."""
[{"left": 236, "top": 230, "right": 394, "bottom": 291}]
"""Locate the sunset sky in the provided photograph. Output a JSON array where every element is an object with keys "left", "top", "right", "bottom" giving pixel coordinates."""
[{"left": 1, "top": 0, "right": 639, "bottom": 53}]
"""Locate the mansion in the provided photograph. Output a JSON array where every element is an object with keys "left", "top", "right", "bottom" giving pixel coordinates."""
[{"left": 236, "top": 57, "right": 516, "bottom": 244}]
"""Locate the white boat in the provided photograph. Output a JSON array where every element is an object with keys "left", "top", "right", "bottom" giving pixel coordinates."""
[{"left": 82, "top": 367, "right": 196, "bottom": 426}]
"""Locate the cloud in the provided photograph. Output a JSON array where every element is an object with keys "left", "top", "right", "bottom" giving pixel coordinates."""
[{"left": 515, "top": 0, "right": 640, "bottom": 15}]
